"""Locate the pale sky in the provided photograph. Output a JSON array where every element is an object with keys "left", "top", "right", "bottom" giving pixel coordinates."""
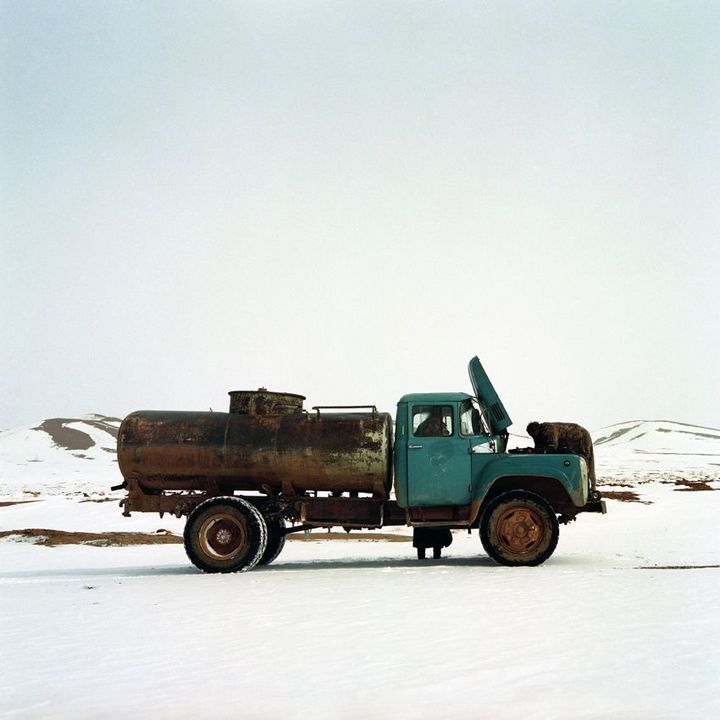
[{"left": 2, "top": 1, "right": 719, "bottom": 432}]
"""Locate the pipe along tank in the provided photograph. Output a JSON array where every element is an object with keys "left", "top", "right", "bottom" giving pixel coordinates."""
[{"left": 117, "top": 389, "right": 394, "bottom": 498}]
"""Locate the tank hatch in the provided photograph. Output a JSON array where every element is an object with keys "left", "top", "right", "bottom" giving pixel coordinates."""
[{"left": 228, "top": 388, "right": 305, "bottom": 416}]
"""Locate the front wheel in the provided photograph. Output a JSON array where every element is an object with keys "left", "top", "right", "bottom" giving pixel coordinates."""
[
  {"left": 184, "top": 497, "right": 267, "bottom": 573},
  {"left": 480, "top": 490, "right": 559, "bottom": 566}
]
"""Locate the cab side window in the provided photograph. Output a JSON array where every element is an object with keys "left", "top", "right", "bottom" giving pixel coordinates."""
[{"left": 413, "top": 405, "right": 453, "bottom": 437}]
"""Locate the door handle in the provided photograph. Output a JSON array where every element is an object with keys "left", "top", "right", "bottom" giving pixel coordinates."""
[{"left": 408, "top": 444, "right": 423, "bottom": 450}]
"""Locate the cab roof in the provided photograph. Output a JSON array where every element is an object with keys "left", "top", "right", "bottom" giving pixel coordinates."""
[{"left": 398, "top": 392, "right": 473, "bottom": 404}]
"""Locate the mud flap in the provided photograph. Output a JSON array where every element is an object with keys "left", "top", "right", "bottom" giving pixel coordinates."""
[{"left": 584, "top": 499, "right": 607, "bottom": 514}]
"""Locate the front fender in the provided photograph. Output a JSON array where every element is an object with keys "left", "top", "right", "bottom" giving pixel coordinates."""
[{"left": 471, "top": 453, "right": 588, "bottom": 509}]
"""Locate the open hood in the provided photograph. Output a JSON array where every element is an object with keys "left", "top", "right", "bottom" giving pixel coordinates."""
[{"left": 468, "top": 356, "right": 512, "bottom": 434}]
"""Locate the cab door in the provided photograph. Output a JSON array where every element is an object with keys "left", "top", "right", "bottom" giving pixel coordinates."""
[{"left": 407, "top": 403, "right": 471, "bottom": 506}]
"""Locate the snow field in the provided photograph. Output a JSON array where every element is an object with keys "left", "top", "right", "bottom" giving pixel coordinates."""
[
  {"left": 1, "top": 484, "right": 719, "bottom": 720},
  {"left": 2, "top": 417, "right": 719, "bottom": 718}
]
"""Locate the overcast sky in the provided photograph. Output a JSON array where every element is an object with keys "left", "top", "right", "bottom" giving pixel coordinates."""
[{"left": 2, "top": 0, "right": 719, "bottom": 432}]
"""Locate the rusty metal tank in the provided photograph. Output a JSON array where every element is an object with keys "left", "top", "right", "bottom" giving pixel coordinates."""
[{"left": 117, "top": 389, "right": 393, "bottom": 498}]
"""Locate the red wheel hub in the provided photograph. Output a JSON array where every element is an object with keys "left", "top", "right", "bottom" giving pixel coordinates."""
[
  {"left": 496, "top": 506, "right": 544, "bottom": 555},
  {"left": 200, "top": 515, "right": 246, "bottom": 558}
]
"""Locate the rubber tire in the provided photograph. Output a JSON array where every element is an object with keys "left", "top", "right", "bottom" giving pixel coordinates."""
[
  {"left": 480, "top": 490, "right": 559, "bottom": 566},
  {"left": 184, "top": 496, "right": 268, "bottom": 573},
  {"left": 257, "top": 518, "right": 287, "bottom": 566}
]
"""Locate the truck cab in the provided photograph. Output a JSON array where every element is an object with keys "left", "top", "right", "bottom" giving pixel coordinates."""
[
  {"left": 393, "top": 357, "right": 604, "bottom": 564},
  {"left": 394, "top": 392, "right": 507, "bottom": 508}
]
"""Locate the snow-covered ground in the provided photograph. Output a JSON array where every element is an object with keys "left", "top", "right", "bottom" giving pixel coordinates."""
[{"left": 1, "top": 417, "right": 719, "bottom": 718}]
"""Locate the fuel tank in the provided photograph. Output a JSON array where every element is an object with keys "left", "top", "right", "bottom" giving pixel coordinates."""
[{"left": 117, "top": 389, "right": 393, "bottom": 498}]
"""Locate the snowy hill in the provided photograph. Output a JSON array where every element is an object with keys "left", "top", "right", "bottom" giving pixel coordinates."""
[
  {"left": 592, "top": 420, "right": 720, "bottom": 479},
  {"left": 593, "top": 419, "right": 720, "bottom": 454},
  {"left": 0, "top": 415, "right": 121, "bottom": 498}
]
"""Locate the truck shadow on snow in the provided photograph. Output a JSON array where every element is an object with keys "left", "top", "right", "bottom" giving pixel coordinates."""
[
  {"left": 0, "top": 555, "right": 504, "bottom": 581},
  {"left": 259, "top": 556, "right": 501, "bottom": 571},
  {"left": 0, "top": 564, "right": 198, "bottom": 580}
]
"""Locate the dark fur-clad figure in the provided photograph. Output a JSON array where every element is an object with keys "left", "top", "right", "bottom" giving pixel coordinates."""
[
  {"left": 415, "top": 408, "right": 451, "bottom": 437},
  {"left": 527, "top": 421, "right": 596, "bottom": 491}
]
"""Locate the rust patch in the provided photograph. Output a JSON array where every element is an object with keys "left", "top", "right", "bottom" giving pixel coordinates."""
[
  {"left": 228, "top": 389, "right": 305, "bottom": 415},
  {"left": 298, "top": 498, "right": 384, "bottom": 527}
]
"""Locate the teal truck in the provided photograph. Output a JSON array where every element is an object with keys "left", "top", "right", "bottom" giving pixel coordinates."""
[{"left": 115, "top": 356, "right": 606, "bottom": 572}]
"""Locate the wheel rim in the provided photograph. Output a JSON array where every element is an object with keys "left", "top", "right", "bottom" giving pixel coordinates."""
[
  {"left": 198, "top": 513, "right": 247, "bottom": 560},
  {"left": 495, "top": 506, "right": 545, "bottom": 555}
]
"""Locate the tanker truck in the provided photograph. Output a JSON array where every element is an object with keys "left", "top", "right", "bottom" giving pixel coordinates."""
[{"left": 114, "top": 356, "right": 606, "bottom": 572}]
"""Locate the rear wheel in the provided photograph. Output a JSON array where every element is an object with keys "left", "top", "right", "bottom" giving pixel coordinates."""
[
  {"left": 184, "top": 497, "right": 267, "bottom": 573},
  {"left": 257, "top": 518, "right": 287, "bottom": 566},
  {"left": 480, "top": 490, "right": 559, "bottom": 566}
]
